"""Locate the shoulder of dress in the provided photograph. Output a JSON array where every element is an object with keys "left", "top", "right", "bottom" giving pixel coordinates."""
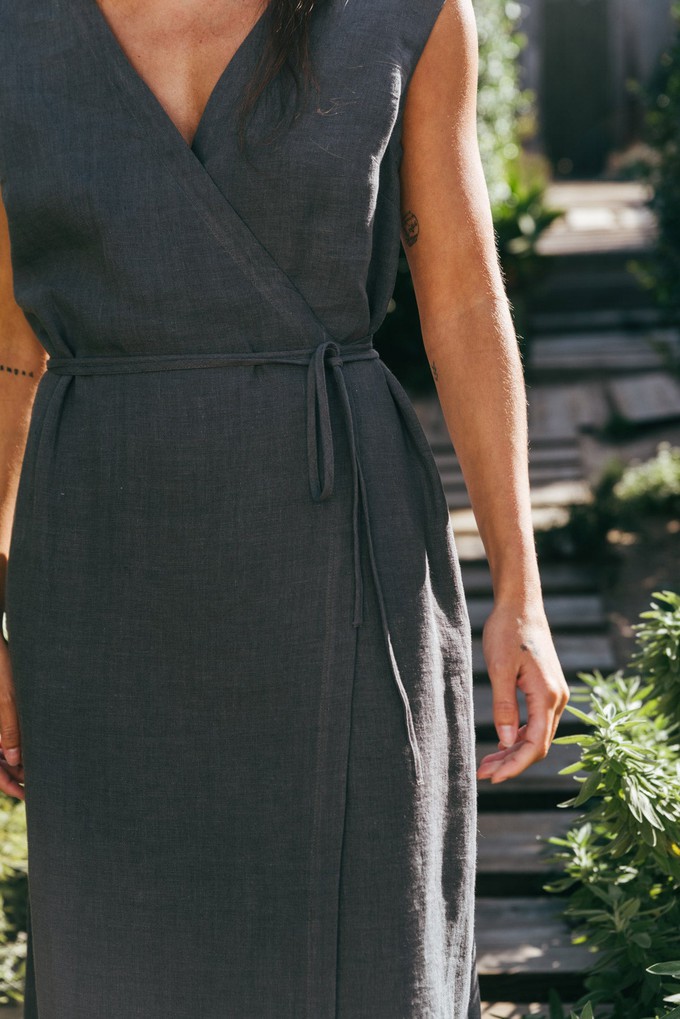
[{"left": 395, "top": 0, "right": 449, "bottom": 85}]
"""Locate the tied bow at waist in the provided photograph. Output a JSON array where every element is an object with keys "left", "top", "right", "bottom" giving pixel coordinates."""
[{"left": 46, "top": 336, "right": 424, "bottom": 785}]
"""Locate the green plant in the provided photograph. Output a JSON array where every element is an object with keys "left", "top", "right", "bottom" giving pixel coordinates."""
[
  {"left": 535, "top": 444, "right": 680, "bottom": 562},
  {"left": 630, "top": 590, "right": 680, "bottom": 719},
  {"left": 612, "top": 444, "right": 680, "bottom": 521},
  {"left": 516, "top": 994, "right": 597, "bottom": 1019},
  {"left": 534, "top": 457, "right": 626, "bottom": 562},
  {"left": 0, "top": 793, "right": 27, "bottom": 1004},
  {"left": 475, "top": 0, "right": 535, "bottom": 209},
  {"left": 538, "top": 593, "right": 680, "bottom": 1018}
]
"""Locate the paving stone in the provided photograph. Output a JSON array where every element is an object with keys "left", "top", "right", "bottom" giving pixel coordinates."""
[
  {"left": 530, "top": 330, "right": 680, "bottom": 374},
  {"left": 607, "top": 372, "right": 680, "bottom": 425},
  {"left": 477, "top": 812, "right": 577, "bottom": 875},
  {"left": 460, "top": 562, "right": 599, "bottom": 597},
  {"left": 527, "top": 382, "right": 610, "bottom": 440},
  {"left": 467, "top": 594, "right": 606, "bottom": 633},
  {"left": 481, "top": 1004, "right": 576, "bottom": 1019},
  {"left": 476, "top": 897, "right": 593, "bottom": 984}
]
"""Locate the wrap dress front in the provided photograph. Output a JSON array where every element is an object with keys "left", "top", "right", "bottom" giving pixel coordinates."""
[{"left": 0, "top": 0, "right": 481, "bottom": 1014}]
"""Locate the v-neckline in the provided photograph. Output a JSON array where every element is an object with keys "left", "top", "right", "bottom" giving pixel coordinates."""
[{"left": 74, "top": 0, "right": 270, "bottom": 156}]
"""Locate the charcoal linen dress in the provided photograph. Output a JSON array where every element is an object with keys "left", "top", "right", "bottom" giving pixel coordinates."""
[{"left": 0, "top": 0, "right": 481, "bottom": 1015}]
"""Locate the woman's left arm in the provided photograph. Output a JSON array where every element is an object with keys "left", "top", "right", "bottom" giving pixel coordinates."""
[{"left": 399, "top": 0, "right": 570, "bottom": 783}]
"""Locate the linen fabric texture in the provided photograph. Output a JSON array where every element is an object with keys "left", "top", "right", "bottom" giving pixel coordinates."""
[{"left": 0, "top": 0, "right": 481, "bottom": 1014}]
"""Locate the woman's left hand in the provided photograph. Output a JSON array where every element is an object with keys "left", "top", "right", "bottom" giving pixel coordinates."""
[{"left": 476, "top": 602, "right": 570, "bottom": 784}]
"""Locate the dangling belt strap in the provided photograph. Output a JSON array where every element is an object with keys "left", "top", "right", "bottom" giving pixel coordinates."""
[{"left": 46, "top": 336, "right": 424, "bottom": 785}]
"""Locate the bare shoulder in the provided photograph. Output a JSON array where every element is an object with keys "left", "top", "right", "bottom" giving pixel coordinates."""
[
  {"left": 0, "top": 189, "right": 47, "bottom": 370},
  {"left": 403, "top": 0, "right": 479, "bottom": 124}
]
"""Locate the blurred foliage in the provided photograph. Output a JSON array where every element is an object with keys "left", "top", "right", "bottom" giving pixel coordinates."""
[
  {"left": 630, "top": 1, "right": 680, "bottom": 325},
  {"left": 536, "top": 443, "right": 680, "bottom": 563},
  {"left": 0, "top": 793, "right": 27, "bottom": 1004},
  {"left": 376, "top": 0, "right": 561, "bottom": 392}
]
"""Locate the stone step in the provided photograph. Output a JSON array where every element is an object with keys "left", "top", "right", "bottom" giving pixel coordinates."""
[
  {"left": 529, "top": 330, "right": 680, "bottom": 377},
  {"left": 530, "top": 306, "right": 666, "bottom": 334},
  {"left": 481, "top": 1004, "right": 579, "bottom": 1019},
  {"left": 529, "top": 284, "right": 654, "bottom": 317},
  {"left": 450, "top": 494, "right": 588, "bottom": 537},
  {"left": 440, "top": 462, "right": 585, "bottom": 488},
  {"left": 476, "top": 897, "right": 591, "bottom": 1000},
  {"left": 431, "top": 443, "right": 582, "bottom": 467},
  {"left": 460, "top": 561, "right": 598, "bottom": 597},
  {"left": 527, "top": 382, "right": 610, "bottom": 440},
  {"left": 445, "top": 480, "right": 591, "bottom": 514},
  {"left": 607, "top": 372, "right": 680, "bottom": 426},
  {"left": 476, "top": 740, "right": 584, "bottom": 812},
  {"left": 456, "top": 533, "right": 488, "bottom": 562},
  {"left": 467, "top": 594, "right": 606, "bottom": 634},
  {"left": 477, "top": 811, "right": 576, "bottom": 882},
  {"left": 472, "top": 633, "right": 616, "bottom": 679}
]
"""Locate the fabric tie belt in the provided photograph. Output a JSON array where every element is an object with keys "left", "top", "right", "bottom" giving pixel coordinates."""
[{"left": 46, "top": 337, "right": 424, "bottom": 786}]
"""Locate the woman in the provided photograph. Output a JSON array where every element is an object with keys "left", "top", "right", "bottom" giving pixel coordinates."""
[{"left": 0, "top": 0, "right": 569, "bottom": 1015}]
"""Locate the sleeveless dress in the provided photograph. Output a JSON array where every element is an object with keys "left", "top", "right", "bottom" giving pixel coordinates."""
[{"left": 0, "top": 0, "right": 481, "bottom": 1015}]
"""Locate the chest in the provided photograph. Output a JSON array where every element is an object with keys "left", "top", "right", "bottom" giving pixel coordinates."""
[
  {"left": 0, "top": 0, "right": 407, "bottom": 257},
  {"left": 92, "top": 0, "right": 268, "bottom": 147}
]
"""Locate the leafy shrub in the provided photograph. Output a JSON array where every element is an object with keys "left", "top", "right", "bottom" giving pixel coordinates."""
[
  {"left": 517, "top": 995, "right": 597, "bottom": 1019},
  {"left": 0, "top": 793, "right": 27, "bottom": 1004},
  {"left": 535, "top": 443, "right": 680, "bottom": 562},
  {"left": 612, "top": 443, "right": 680, "bottom": 519},
  {"left": 538, "top": 592, "right": 680, "bottom": 1018}
]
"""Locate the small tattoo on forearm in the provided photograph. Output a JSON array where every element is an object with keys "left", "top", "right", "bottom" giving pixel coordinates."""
[
  {"left": 0, "top": 364, "right": 34, "bottom": 378},
  {"left": 401, "top": 210, "right": 419, "bottom": 246},
  {"left": 430, "top": 359, "right": 438, "bottom": 381}
]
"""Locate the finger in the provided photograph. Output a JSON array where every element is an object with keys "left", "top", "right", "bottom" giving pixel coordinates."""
[
  {"left": 0, "top": 765, "right": 25, "bottom": 801},
  {"left": 487, "top": 662, "right": 521, "bottom": 749},
  {"left": 497, "top": 723, "right": 528, "bottom": 749},
  {"left": 488, "top": 689, "right": 555, "bottom": 780},
  {"left": 477, "top": 735, "right": 528, "bottom": 776},
  {"left": 550, "top": 685, "right": 571, "bottom": 742},
  {"left": 479, "top": 743, "right": 521, "bottom": 766},
  {"left": 477, "top": 750, "right": 514, "bottom": 774},
  {"left": 483, "top": 738, "right": 545, "bottom": 783},
  {"left": 0, "top": 693, "right": 22, "bottom": 768}
]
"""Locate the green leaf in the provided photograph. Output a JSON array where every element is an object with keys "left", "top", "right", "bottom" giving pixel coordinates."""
[
  {"left": 562, "top": 705, "right": 597, "bottom": 725},
  {"left": 656, "top": 1006, "right": 680, "bottom": 1019},
  {"left": 572, "top": 769, "right": 603, "bottom": 807},
  {"left": 555, "top": 735, "right": 598, "bottom": 745},
  {"left": 648, "top": 961, "right": 680, "bottom": 977}
]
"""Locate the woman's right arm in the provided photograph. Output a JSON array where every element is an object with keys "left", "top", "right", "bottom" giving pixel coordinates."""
[{"left": 0, "top": 187, "right": 47, "bottom": 801}]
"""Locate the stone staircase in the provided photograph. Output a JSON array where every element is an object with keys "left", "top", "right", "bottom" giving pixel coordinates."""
[
  {"left": 414, "top": 395, "right": 613, "bottom": 1016},
  {"left": 411, "top": 179, "right": 680, "bottom": 1018}
]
